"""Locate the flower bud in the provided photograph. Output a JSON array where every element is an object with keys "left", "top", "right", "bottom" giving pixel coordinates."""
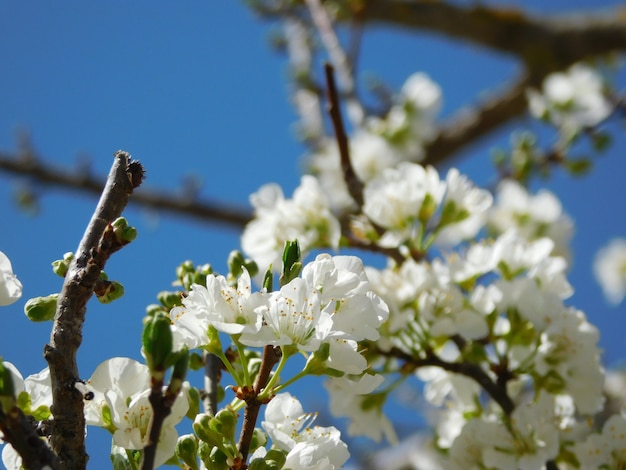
[
  {"left": 24, "top": 294, "right": 58, "bottom": 322},
  {"left": 157, "top": 290, "right": 182, "bottom": 309},
  {"left": 176, "top": 434, "right": 199, "bottom": 470},
  {"left": 142, "top": 313, "right": 173, "bottom": 377},
  {"left": 193, "top": 413, "right": 223, "bottom": 447},
  {"left": 280, "top": 240, "right": 302, "bottom": 286},
  {"left": 213, "top": 409, "right": 238, "bottom": 442}
]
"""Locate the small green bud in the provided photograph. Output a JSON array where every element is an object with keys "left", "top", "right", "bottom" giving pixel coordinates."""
[
  {"left": 24, "top": 294, "right": 58, "bottom": 322},
  {"left": 213, "top": 409, "right": 238, "bottom": 442},
  {"left": 142, "top": 313, "right": 173, "bottom": 377},
  {"left": 111, "top": 217, "right": 137, "bottom": 244},
  {"left": 280, "top": 240, "right": 302, "bottom": 286},
  {"left": 264, "top": 449, "right": 287, "bottom": 470},
  {"left": 95, "top": 280, "right": 125, "bottom": 304},
  {"left": 193, "top": 413, "right": 224, "bottom": 447},
  {"left": 167, "top": 348, "right": 189, "bottom": 396},
  {"left": 51, "top": 252, "right": 74, "bottom": 278},
  {"left": 176, "top": 434, "right": 199, "bottom": 470},
  {"left": 157, "top": 290, "right": 183, "bottom": 309}
]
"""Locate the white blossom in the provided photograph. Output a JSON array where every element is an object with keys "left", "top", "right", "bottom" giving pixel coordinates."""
[
  {"left": 489, "top": 179, "right": 573, "bottom": 259},
  {"left": 572, "top": 414, "right": 626, "bottom": 468},
  {"left": 261, "top": 393, "right": 349, "bottom": 469},
  {"left": 527, "top": 63, "right": 612, "bottom": 137},
  {"left": 241, "top": 175, "right": 340, "bottom": 272},
  {"left": 324, "top": 374, "right": 397, "bottom": 444},
  {"left": 86, "top": 358, "right": 187, "bottom": 467},
  {"left": 170, "top": 268, "right": 265, "bottom": 350},
  {"left": 362, "top": 162, "right": 444, "bottom": 247},
  {"left": 594, "top": 238, "right": 626, "bottom": 305},
  {"left": 0, "top": 251, "right": 22, "bottom": 307}
]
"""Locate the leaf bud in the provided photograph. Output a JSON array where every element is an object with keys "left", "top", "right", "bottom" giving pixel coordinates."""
[
  {"left": 24, "top": 294, "right": 58, "bottom": 322},
  {"left": 111, "top": 217, "right": 137, "bottom": 244},
  {"left": 51, "top": 252, "right": 74, "bottom": 278},
  {"left": 95, "top": 280, "right": 125, "bottom": 304}
]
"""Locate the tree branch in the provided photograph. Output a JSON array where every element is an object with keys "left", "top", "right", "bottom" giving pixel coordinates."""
[
  {"left": 422, "top": 73, "right": 531, "bottom": 167},
  {"left": 0, "top": 406, "right": 60, "bottom": 470},
  {"left": 359, "top": 0, "right": 626, "bottom": 71},
  {"left": 43, "top": 151, "right": 144, "bottom": 470},
  {"left": 0, "top": 150, "right": 251, "bottom": 229}
]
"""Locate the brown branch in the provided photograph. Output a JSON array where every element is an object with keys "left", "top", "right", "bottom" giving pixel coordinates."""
[
  {"left": 0, "top": 406, "right": 60, "bottom": 470},
  {"left": 359, "top": 1, "right": 626, "bottom": 71},
  {"left": 236, "top": 345, "right": 282, "bottom": 467},
  {"left": 43, "top": 151, "right": 144, "bottom": 470},
  {"left": 422, "top": 73, "right": 531, "bottom": 167},
  {"left": 0, "top": 150, "right": 251, "bottom": 229},
  {"left": 381, "top": 346, "right": 515, "bottom": 415},
  {"left": 324, "top": 63, "right": 364, "bottom": 207}
]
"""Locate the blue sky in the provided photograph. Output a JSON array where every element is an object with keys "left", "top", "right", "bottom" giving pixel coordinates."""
[{"left": 0, "top": 1, "right": 625, "bottom": 467}]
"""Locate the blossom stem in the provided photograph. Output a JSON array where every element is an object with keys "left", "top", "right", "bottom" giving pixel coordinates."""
[
  {"left": 233, "top": 339, "right": 252, "bottom": 386},
  {"left": 257, "top": 348, "right": 291, "bottom": 400}
]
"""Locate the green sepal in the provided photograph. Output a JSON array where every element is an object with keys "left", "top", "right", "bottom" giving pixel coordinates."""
[
  {"left": 205, "top": 325, "right": 223, "bottom": 356},
  {"left": 186, "top": 386, "right": 201, "bottom": 420},
  {"left": 176, "top": 433, "right": 200, "bottom": 470},
  {"left": 263, "top": 449, "right": 287, "bottom": 470},
  {"left": 24, "top": 294, "right": 58, "bottom": 322}
]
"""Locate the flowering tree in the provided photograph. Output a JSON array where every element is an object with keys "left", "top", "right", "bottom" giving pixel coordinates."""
[{"left": 2, "top": 1, "right": 626, "bottom": 469}]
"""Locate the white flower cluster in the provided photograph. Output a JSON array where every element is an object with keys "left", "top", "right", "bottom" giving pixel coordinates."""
[
  {"left": 527, "top": 63, "right": 612, "bottom": 138},
  {"left": 251, "top": 392, "right": 349, "bottom": 469},
  {"left": 171, "top": 254, "right": 388, "bottom": 376}
]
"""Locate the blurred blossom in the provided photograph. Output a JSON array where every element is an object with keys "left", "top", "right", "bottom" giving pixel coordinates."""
[
  {"left": 489, "top": 179, "right": 573, "bottom": 260},
  {"left": 0, "top": 251, "right": 23, "bottom": 306},
  {"left": 594, "top": 238, "right": 626, "bottom": 305},
  {"left": 527, "top": 63, "right": 612, "bottom": 137}
]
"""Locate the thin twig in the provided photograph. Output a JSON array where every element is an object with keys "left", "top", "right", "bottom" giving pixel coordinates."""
[
  {"left": 306, "top": 0, "right": 364, "bottom": 125},
  {"left": 324, "top": 63, "right": 364, "bottom": 208},
  {"left": 43, "top": 151, "right": 144, "bottom": 470}
]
